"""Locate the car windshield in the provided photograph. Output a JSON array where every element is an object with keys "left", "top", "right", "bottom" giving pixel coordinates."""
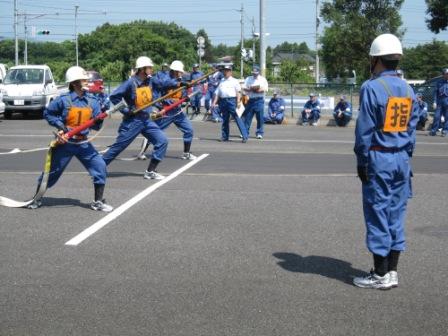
[{"left": 4, "top": 69, "right": 44, "bottom": 84}]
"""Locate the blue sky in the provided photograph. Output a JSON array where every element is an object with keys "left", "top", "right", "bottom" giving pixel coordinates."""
[{"left": 0, "top": 0, "right": 447, "bottom": 49}]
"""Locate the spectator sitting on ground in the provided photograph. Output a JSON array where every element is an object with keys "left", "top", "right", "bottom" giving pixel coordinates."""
[
  {"left": 415, "top": 92, "right": 428, "bottom": 130},
  {"left": 264, "top": 90, "right": 285, "bottom": 124},
  {"left": 333, "top": 95, "right": 352, "bottom": 127},
  {"left": 301, "top": 93, "right": 321, "bottom": 126}
]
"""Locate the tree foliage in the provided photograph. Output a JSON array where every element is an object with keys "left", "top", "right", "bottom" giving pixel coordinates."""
[
  {"left": 278, "top": 59, "right": 314, "bottom": 83},
  {"left": 320, "top": 0, "right": 404, "bottom": 82},
  {"left": 425, "top": 0, "right": 448, "bottom": 33},
  {"left": 401, "top": 40, "right": 448, "bottom": 79},
  {"left": 78, "top": 21, "right": 198, "bottom": 80}
]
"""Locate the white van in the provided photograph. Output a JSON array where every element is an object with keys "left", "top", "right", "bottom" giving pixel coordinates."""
[{"left": 1, "top": 64, "right": 58, "bottom": 119}]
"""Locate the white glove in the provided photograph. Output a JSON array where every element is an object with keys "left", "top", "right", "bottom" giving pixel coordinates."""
[{"left": 433, "top": 103, "right": 437, "bottom": 110}]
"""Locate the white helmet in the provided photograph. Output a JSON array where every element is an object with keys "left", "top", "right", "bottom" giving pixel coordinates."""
[
  {"left": 135, "top": 56, "right": 154, "bottom": 69},
  {"left": 170, "top": 60, "right": 184, "bottom": 73},
  {"left": 65, "top": 66, "right": 89, "bottom": 83},
  {"left": 369, "top": 34, "right": 403, "bottom": 58}
]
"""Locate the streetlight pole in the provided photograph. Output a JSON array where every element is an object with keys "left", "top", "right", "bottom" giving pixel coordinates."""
[{"left": 75, "top": 5, "right": 79, "bottom": 66}]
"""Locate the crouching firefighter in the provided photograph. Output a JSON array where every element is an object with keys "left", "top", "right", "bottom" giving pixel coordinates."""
[{"left": 353, "top": 34, "right": 419, "bottom": 290}]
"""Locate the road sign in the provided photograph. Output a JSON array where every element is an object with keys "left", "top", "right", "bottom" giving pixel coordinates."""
[
  {"left": 197, "top": 36, "right": 205, "bottom": 44},
  {"left": 197, "top": 49, "right": 205, "bottom": 57}
]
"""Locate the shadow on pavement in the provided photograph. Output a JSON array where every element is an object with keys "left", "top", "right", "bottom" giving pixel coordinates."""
[
  {"left": 40, "top": 197, "right": 90, "bottom": 209},
  {"left": 273, "top": 252, "right": 368, "bottom": 285}
]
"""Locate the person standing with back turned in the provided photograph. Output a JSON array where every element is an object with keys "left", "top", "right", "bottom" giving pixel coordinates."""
[{"left": 353, "top": 34, "right": 418, "bottom": 290}]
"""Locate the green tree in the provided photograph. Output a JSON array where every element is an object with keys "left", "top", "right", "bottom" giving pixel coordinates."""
[
  {"left": 402, "top": 40, "right": 448, "bottom": 79},
  {"left": 78, "top": 21, "right": 197, "bottom": 79},
  {"left": 279, "top": 59, "right": 314, "bottom": 83},
  {"left": 425, "top": 0, "right": 448, "bottom": 33},
  {"left": 320, "top": 0, "right": 404, "bottom": 82}
]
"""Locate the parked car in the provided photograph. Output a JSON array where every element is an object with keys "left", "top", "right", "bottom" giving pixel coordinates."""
[
  {"left": 0, "top": 90, "right": 5, "bottom": 116},
  {"left": 86, "top": 70, "right": 104, "bottom": 93},
  {"left": 1, "top": 65, "right": 59, "bottom": 119}
]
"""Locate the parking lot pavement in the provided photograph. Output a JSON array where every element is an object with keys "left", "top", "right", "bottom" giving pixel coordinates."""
[{"left": 1, "top": 119, "right": 447, "bottom": 335}]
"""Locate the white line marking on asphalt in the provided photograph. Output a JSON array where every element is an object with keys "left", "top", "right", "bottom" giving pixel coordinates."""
[{"left": 65, "top": 153, "right": 209, "bottom": 246}]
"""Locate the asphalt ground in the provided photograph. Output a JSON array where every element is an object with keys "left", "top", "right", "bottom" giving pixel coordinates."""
[{"left": 1, "top": 115, "right": 447, "bottom": 336}]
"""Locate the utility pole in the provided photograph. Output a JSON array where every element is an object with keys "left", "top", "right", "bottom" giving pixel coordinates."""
[
  {"left": 239, "top": 3, "right": 244, "bottom": 78},
  {"left": 259, "top": 0, "right": 266, "bottom": 77},
  {"left": 252, "top": 17, "right": 256, "bottom": 65},
  {"left": 315, "top": 0, "right": 320, "bottom": 83},
  {"left": 75, "top": 5, "right": 79, "bottom": 66},
  {"left": 14, "top": 0, "right": 18, "bottom": 65},
  {"left": 23, "top": 13, "right": 28, "bottom": 65}
]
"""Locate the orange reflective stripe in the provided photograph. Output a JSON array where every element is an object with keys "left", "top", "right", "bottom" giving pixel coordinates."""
[
  {"left": 383, "top": 97, "right": 412, "bottom": 132},
  {"left": 168, "top": 87, "right": 183, "bottom": 101},
  {"left": 66, "top": 106, "right": 92, "bottom": 128},
  {"left": 135, "top": 86, "right": 152, "bottom": 109}
]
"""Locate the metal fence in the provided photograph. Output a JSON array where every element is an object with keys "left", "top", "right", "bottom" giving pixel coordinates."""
[{"left": 268, "top": 83, "right": 358, "bottom": 118}]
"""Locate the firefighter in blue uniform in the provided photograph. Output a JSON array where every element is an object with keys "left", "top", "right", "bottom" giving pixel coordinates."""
[
  {"left": 151, "top": 60, "right": 197, "bottom": 160},
  {"left": 429, "top": 68, "right": 448, "bottom": 136},
  {"left": 353, "top": 34, "right": 419, "bottom": 290},
  {"left": 415, "top": 93, "right": 428, "bottom": 130},
  {"left": 212, "top": 64, "right": 248, "bottom": 142},
  {"left": 301, "top": 93, "right": 321, "bottom": 126},
  {"left": 333, "top": 95, "right": 352, "bottom": 127},
  {"left": 102, "top": 56, "right": 168, "bottom": 180},
  {"left": 29, "top": 66, "right": 112, "bottom": 212},
  {"left": 264, "top": 90, "right": 285, "bottom": 124},
  {"left": 205, "top": 64, "right": 224, "bottom": 122},
  {"left": 189, "top": 63, "right": 204, "bottom": 115}
]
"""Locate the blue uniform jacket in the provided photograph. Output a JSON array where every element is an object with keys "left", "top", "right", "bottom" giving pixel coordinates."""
[
  {"left": 44, "top": 91, "right": 102, "bottom": 135},
  {"left": 93, "top": 92, "right": 110, "bottom": 112},
  {"left": 268, "top": 97, "right": 286, "bottom": 115},
  {"left": 417, "top": 101, "right": 428, "bottom": 118},
  {"left": 207, "top": 71, "right": 224, "bottom": 93},
  {"left": 190, "top": 70, "right": 205, "bottom": 91},
  {"left": 354, "top": 70, "right": 419, "bottom": 166},
  {"left": 334, "top": 101, "right": 352, "bottom": 116},
  {"left": 151, "top": 72, "right": 186, "bottom": 106},
  {"left": 303, "top": 99, "right": 320, "bottom": 112},
  {"left": 109, "top": 75, "right": 153, "bottom": 115},
  {"left": 434, "top": 78, "right": 448, "bottom": 103}
]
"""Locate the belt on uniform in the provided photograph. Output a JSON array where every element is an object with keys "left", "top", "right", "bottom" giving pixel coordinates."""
[
  {"left": 220, "top": 97, "right": 236, "bottom": 99},
  {"left": 369, "top": 146, "right": 401, "bottom": 152}
]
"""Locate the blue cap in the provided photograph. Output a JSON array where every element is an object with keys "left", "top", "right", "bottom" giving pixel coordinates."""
[
  {"left": 443, "top": 68, "right": 448, "bottom": 74},
  {"left": 416, "top": 92, "right": 423, "bottom": 97},
  {"left": 223, "top": 64, "right": 232, "bottom": 70},
  {"left": 309, "top": 92, "right": 316, "bottom": 97},
  {"left": 193, "top": 63, "right": 199, "bottom": 68},
  {"left": 252, "top": 65, "right": 260, "bottom": 74}
]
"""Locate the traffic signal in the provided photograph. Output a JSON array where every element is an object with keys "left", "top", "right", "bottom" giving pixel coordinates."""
[{"left": 37, "top": 30, "right": 50, "bottom": 35}]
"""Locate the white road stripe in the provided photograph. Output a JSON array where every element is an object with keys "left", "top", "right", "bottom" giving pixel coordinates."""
[{"left": 65, "top": 153, "right": 209, "bottom": 246}]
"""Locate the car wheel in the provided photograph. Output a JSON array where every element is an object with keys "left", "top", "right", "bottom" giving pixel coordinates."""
[{"left": 4, "top": 111, "right": 12, "bottom": 119}]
